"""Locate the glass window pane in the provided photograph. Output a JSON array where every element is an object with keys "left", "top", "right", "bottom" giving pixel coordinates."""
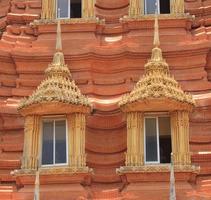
[
  {"left": 55, "top": 120, "right": 67, "bottom": 164},
  {"left": 145, "top": 118, "right": 158, "bottom": 162},
  {"left": 159, "top": 117, "right": 171, "bottom": 163},
  {"left": 160, "top": 0, "right": 170, "bottom": 14},
  {"left": 57, "top": 0, "right": 69, "bottom": 18},
  {"left": 42, "top": 121, "right": 54, "bottom": 165},
  {"left": 70, "top": 0, "right": 82, "bottom": 18},
  {"left": 145, "top": 0, "right": 157, "bottom": 14}
]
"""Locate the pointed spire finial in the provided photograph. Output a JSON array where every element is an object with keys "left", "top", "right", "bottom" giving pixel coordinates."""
[
  {"left": 56, "top": 8, "right": 62, "bottom": 52},
  {"left": 50, "top": 8, "right": 66, "bottom": 67},
  {"left": 153, "top": 0, "right": 160, "bottom": 47}
]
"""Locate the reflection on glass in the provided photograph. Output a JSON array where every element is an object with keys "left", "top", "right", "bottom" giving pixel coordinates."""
[
  {"left": 55, "top": 120, "right": 66, "bottom": 164},
  {"left": 57, "top": 0, "right": 69, "bottom": 18},
  {"left": 42, "top": 121, "right": 54, "bottom": 165},
  {"left": 145, "top": 118, "right": 158, "bottom": 162},
  {"left": 145, "top": 0, "right": 157, "bottom": 14}
]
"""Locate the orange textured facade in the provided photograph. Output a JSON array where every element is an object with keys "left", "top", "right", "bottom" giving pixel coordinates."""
[{"left": 0, "top": 0, "right": 211, "bottom": 199}]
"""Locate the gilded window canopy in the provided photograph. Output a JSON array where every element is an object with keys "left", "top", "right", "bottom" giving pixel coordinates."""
[
  {"left": 117, "top": 12, "right": 199, "bottom": 182},
  {"left": 14, "top": 20, "right": 92, "bottom": 187}
]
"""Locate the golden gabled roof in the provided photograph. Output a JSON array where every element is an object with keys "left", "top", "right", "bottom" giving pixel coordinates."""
[
  {"left": 18, "top": 20, "right": 91, "bottom": 110},
  {"left": 119, "top": 10, "right": 195, "bottom": 109}
]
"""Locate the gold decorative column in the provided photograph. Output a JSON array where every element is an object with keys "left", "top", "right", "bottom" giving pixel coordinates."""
[
  {"left": 41, "top": 0, "right": 56, "bottom": 20},
  {"left": 67, "top": 113, "right": 86, "bottom": 168},
  {"left": 129, "top": 0, "right": 143, "bottom": 17},
  {"left": 75, "top": 113, "right": 86, "bottom": 168},
  {"left": 126, "top": 112, "right": 144, "bottom": 166},
  {"left": 171, "top": 0, "right": 185, "bottom": 15},
  {"left": 117, "top": 5, "right": 198, "bottom": 181},
  {"left": 18, "top": 18, "right": 91, "bottom": 173},
  {"left": 82, "top": 0, "right": 95, "bottom": 18},
  {"left": 67, "top": 114, "right": 75, "bottom": 167},
  {"left": 22, "top": 115, "right": 40, "bottom": 170},
  {"left": 171, "top": 111, "right": 191, "bottom": 166}
]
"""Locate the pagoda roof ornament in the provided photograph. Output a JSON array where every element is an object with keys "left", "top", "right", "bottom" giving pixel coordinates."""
[
  {"left": 119, "top": 3, "right": 195, "bottom": 112},
  {"left": 18, "top": 19, "right": 91, "bottom": 113}
]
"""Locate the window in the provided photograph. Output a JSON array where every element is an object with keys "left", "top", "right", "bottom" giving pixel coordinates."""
[
  {"left": 144, "top": 0, "right": 170, "bottom": 14},
  {"left": 57, "top": 0, "right": 82, "bottom": 19},
  {"left": 144, "top": 116, "right": 171, "bottom": 164},
  {"left": 41, "top": 118, "right": 67, "bottom": 166}
]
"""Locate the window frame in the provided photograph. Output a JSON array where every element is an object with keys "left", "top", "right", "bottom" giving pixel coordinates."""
[
  {"left": 40, "top": 116, "right": 68, "bottom": 167},
  {"left": 56, "top": 0, "right": 82, "bottom": 19},
  {"left": 144, "top": 114, "right": 171, "bottom": 165},
  {"left": 144, "top": 0, "right": 171, "bottom": 15}
]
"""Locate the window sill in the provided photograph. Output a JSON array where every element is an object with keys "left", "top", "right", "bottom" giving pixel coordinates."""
[
  {"left": 12, "top": 167, "right": 93, "bottom": 186},
  {"left": 117, "top": 164, "right": 199, "bottom": 183},
  {"left": 121, "top": 13, "right": 193, "bottom": 21},
  {"left": 117, "top": 164, "right": 199, "bottom": 174},
  {"left": 39, "top": 166, "right": 92, "bottom": 175},
  {"left": 12, "top": 166, "right": 92, "bottom": 175},
  {"left": 31, "top": 17, "right": 100, "bottom": 27}
]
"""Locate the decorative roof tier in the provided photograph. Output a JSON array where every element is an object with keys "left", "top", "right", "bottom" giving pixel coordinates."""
[
  {"left": 119, "top": 10, "right": 195, "bottom": 112},
  {"left": 18, "top": 20, "right": 91, "bottom": 114}
]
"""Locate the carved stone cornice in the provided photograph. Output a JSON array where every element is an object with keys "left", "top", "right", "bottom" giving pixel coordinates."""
[
  {"left": 117, "top": 164, "right": 199, "bottom": 183},
  {"left": 121, "top": 13, "right": 192, "bottom": 21},
  {"left": 117, "top": 164, "right": 200, "bottom": 174},
  {"left": 13, "top": 166, "right": 93, "bottom": 176},
  {"left": 119, "top": 12, "right": 195, "bottom": 112},
  {"left": 13, "top": 167, "right": 93, "bottom": 186},
  {"left": 30, "top": 18, "right": 101, "bottom": 27}
]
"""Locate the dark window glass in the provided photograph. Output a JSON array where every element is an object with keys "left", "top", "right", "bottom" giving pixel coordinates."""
[
  {"left": 55, "top": 120, "right": 67, "bottom": 164},
  {"left": 42, "top": 121, "right": 54, "bottom": 165},
  {"left": 159, "top": 0, "right": 170, "bottom": 14},
  {"left": 57, "top": 0, "right": 81, "bottom": 18},
  {"left": 71, "top": 0, "right": 82, "bottom": 18},
  {"left": 42, "top": 119, "right": 67, "bottom": 166},
  {"left": 145, "top": 0, "right": 170, "bottom": 14},
  {"left": 159, "top": 117, "right": 171, "bottom": 163}
]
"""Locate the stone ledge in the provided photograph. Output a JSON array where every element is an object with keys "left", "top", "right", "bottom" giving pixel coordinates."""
[
  {"left": 117, "top": 164, "right": 199, "bottom": 173},
  {"left": 12, "top": 167, "right": 93, "bottom": 186},
  {"left": 117, "top": 164, "right": 199, "bottom": 183}
]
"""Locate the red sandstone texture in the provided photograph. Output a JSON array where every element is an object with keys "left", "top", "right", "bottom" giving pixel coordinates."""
[{"left": 0, "top": 0, "right": 211, "bottom": 199}]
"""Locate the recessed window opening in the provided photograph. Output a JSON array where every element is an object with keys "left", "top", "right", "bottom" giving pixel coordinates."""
[
  {"left": 41, "top": 118, "right": 67, "bottom": 166},
  {"left": 144, "top": 0, "right": 170, "bottom": 14},
  {"left": 57, "top": 0, "right": 82, "bottom": 19},
  {"left": 144, "top": 116, "right": 171, "bottom": 164}
]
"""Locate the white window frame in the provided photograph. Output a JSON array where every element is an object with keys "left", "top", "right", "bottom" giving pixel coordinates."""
[
  {"left": 41, "top": 116, "right": 68, "bottom": 167},
  {"left": 56, "top": 0, "right": 71, "bottom": 19},
  {"left": 56, "top": 0, "right": 82, "bottom": 19},
  {"left": 144, "top": 114, "right": 171, "bottom": 165},
  {"left": 144, "top": 0, "right": 160, "bottom": 14}
]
